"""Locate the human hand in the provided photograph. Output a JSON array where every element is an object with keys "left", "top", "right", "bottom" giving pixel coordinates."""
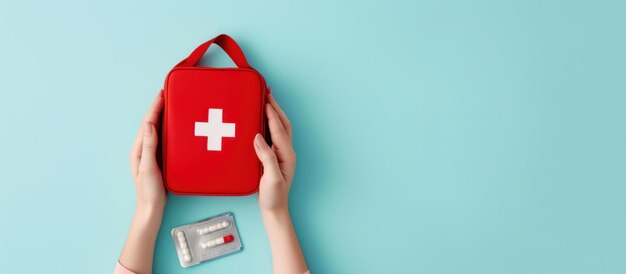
[
  {"left": 129, "top": 92, "right": 166, "bottom": 211},
  {"left": 118, "top": 92, "right": 166, "bottom": 274},
  {"left": 253, "top": 94, "right": 296, "bottom": 214},
  {"left": 253, "top": 94, "right": 308, "bottom": 274}
]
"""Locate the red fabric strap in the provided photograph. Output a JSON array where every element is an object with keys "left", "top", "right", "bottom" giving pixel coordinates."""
[{"left": 176, "top": 34, "right": 251, "bottom": 69}]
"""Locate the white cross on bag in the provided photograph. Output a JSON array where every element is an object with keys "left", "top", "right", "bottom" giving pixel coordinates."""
[{"left": 194, "top": 108, "right": 236, "bottom": 151}]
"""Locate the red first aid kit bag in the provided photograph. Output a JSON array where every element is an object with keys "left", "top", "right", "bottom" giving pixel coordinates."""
[{"left": 162, "top": 34, "right": 269, "bottom": 196}]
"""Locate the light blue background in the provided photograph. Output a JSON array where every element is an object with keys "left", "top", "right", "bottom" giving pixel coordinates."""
[{"left": 1, "top": 1, "right": 625, "bottom": 273}]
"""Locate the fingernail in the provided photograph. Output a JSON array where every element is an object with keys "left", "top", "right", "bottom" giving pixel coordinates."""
[
  {"left": 254, "top": 133, "right": 266, "bottom": 149},
  {"left": 144, "top": 121, "right": 152, "bottom": 136}
]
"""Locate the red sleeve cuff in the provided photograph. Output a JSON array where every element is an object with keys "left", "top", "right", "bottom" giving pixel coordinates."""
[{"left": 114, "top": 261, "right": 138, "bottom": 274}]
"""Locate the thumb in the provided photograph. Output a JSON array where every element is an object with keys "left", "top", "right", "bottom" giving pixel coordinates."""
[
  {"left": 139, "top": 121, "right": 159, "bottom": 172},
  {"left": 253, "top": 133, "right": 282, "bottom": 179}
]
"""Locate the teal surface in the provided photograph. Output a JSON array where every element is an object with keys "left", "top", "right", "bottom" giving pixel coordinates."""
[{"left": 1, "top": 1, "right": 625, "bottom": 273}]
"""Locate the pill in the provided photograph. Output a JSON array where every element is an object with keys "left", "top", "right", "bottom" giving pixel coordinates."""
[
  {"left": 182, "top": 248, "right": 189, "bottom": 255},
  {"left": 176, "top": 231, "right": 184, "bottom": 237},
  {"left": 224, "top": 234, "right": 234, "bottom": 243},
  {"left": 183, "top": 254, "right": 191, "bottom": 262},
  {"left": 202, "top": 234, "right": 234, "bottom": 249},
  {"left": 198, "top": 221, "right": 231, "bottom": 235},
  {"left": 180, "top": 241, "right": 187, "bottom": 248}
]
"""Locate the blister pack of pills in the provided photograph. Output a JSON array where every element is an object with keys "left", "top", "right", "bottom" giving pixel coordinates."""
[{"left": 171, "top": 212, "right": 243, "bottom": 268}]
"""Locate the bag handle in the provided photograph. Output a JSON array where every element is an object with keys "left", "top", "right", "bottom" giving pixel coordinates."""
[{"left": 176, "top": 34, "right": 251, "bottom": 69}]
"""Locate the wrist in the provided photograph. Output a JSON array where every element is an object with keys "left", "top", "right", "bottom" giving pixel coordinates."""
[
  {"left": 135, "top": 203, "right": 165, "bottom": 222},
  {"left": 261, "top": 207, "right": 290, "bottom": 224}
]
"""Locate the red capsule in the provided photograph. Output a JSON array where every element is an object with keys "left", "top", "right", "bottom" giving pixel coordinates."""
[{"left": 224, "top": 234, "right": 234, "bottom": 243}]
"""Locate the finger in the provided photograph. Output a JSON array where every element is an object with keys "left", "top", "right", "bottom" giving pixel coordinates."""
[
  {"left": 131, "top": 93, "right": 164, "bottom": 176},
  {"left": 267, "top": 94, "right": 292, "bottom": 139},
  {"left": 135, "top": 92, "right": 164, "bottom": 147},
  {"left": 253, "top": 133, "right": 283, "bottom": 180},
  {"left": 265, "top": 104, "right": 296, "bottom": 180},
  {"left": 266, "top": 103, "right": 291, "bottom": 149},
  {"left": 144, "top": 92, "right": 165, "bottom": 126},
  {"left": 139, "top": 122, "right": 159, "bottom": 173},
  {"left": 130, "top": 125, "right": 143, "bottom": 177}
]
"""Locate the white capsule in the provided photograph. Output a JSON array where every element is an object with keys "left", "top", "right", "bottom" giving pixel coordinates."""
[
  {"left": 180, "top": 241, "right": 187, "bottom": 248},
  {"left": 197, "top": 220, "right": 231, "bottom": 235},
  {"left": 183, "top": 254, "right": 191, "bottom": 262},
  {"left": 206, "top": 240, "right": 216, "bottom": 248},
  {"left": 176, "top": 231, "right": 184, "bottom": 237},
  {"left": 182, "top": 248, "right": 189, "bottom": 255}
]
